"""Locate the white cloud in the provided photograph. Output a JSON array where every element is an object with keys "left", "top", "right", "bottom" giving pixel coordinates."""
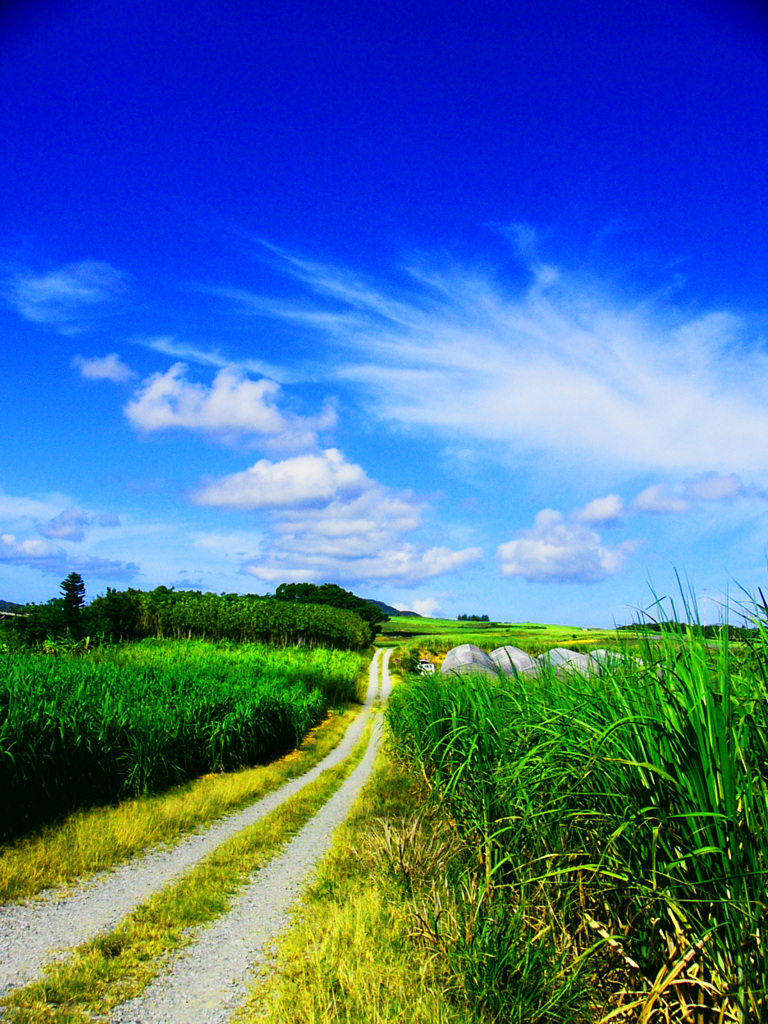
[
  {"left": 38, "top": 509, "right": 90, "bottom": 542},
  {"left": 409, "top": 597, "right": 441, "bottom": 617},
  {"left": 576, "top": 494, "right": 625, "bottom": 523},
  {"left": 0, "top": 533, "right": 64, "bottom": 564},
  {"left": 125, "top": 363, "right": 283, "bottom": 433},
  {"left": 73, "top": 353, "right": 136, "bottom": 383},
  {"left": 237, "top": 243, "right": 768, "bottom": 473},
  {"left": 631, "top": 485, "right": 690, "bottom": 514},
  {"left": 628, "top": 473, "right": 768, "bottom": 516},
  {"left": 124, "top": 362, "right": 335, "bottom": 441},
  {"left": 243, "top": 542, "right": 482, "bottom": 585},
  {"left": 241, "top": 486, "right": 482, "bottom": 586},
  {"left": 0, "top": 490, "right": 64, "bottom": 522},
  {"left": 497, "top": 509, "right": 632, "bottom": 584},
  {"left": 683, "top": 472, "right": 746, "bottom": 502},
  {"left": 9, "top": 260, "right": 127, "bottom": 331},
  {"left": 194, "top": 449, "right": 368, "bottom": 509}
]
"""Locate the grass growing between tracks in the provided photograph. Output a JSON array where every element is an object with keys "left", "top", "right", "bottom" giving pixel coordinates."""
[
  {"left": 235, "top": 746, "right": 479, "bottom": 1024},
  {"left": 0, "top": 713, "right": 377, "bottom": 1024},
  {"left": 0, "top": 706, "right": 360, "bottom": 904}
]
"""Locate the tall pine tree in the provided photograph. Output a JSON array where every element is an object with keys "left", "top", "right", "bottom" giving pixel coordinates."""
[{"left": 60, "top": 572, "right": 86, "bottom": 632}]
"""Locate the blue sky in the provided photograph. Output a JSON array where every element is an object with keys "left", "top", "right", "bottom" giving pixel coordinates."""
[{"left": 2, "top": 0, "right": 768, "bottom": 625}]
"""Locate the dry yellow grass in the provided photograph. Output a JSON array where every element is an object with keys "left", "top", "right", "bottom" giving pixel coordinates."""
[
  {"left": 235, "top": 746, "right": 472, "bottom": 1024},
  {"left": 0, "top": 707, "right": 358, "bottom": 903},
  {"left": 1, "top": 714, "right": 376, "bottom": 1024}
]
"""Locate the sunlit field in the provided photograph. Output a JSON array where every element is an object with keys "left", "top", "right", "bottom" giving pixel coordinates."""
[
  {"left": 380, "top": 614, "right": 620, "bottom": 660},
  {"left": 386, "top": 615, "right": 768, "bottom": 1021},
  {"left": 0, "top": 640, "right": 363, "bottom": 839}
]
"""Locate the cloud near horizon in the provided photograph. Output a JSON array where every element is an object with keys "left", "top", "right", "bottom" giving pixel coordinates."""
[
  {"left": 241, "top": 485, "right": 483, "bottom": 586},
  {"left": 497, "top": 509, "right": 634, "bottom": 584},
  {"left": 407, "top": 596, "right": 441, "bottom": 616},
  {"left": 0, "top": 530, "right": 138, "bottom": 579},
  {"left": 499, "top": 470, "right": 768, "bottom": 584},
  {"left": 573, "top": 477, "right": 747, "bottom": 521}
]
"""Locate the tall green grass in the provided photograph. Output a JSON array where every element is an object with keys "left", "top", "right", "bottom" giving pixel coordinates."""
[
  {"left": 0, "top": 641, "right": 362, "bottom": 839},
  {"left": 387, "top": 613, "right": 768, "bottom": 1021}
]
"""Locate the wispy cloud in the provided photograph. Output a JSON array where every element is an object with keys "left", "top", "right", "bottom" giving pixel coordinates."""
[
  {"left": 124, "top": 362, "right": 336, "bottom": 444},
  {"left": 683, "top": 472, "right": 754, "bottom": 502},
  {"left": 136, "top": 336, "right": 296, "bottom": 385},
  {"left": 67, "top": 556, "right": 140, "bottom": 580},
  {"left": 38, "top": 509, "right": 90, "bottom": 542},
  {"left": 629, "top": 472, "right": 767, "bottom": 516},
  {"left": 38, "top": 508, "right": 121, "bottom": 542},
  {"left": 8, "top": 260, "right": 128, "bottom": 333},
  {"left": 0, "top": 490, "right": 66, "bottom": 523},
  {"left": 497, "top": 509, "right": 634, "bottom": 584},
  {"left": 631, "top": 485, "right": 689, "bottom": 515},
  {"left": 229, "top": 242, "right": 768, "bottom": 474},
  {"left": 72, "top": 353, "right": 136, "bottom": 383},
  {"left": 194, "top": 449, "right": 368, "bottom": 509}
]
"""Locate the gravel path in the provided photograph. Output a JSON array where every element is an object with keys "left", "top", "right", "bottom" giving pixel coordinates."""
[
  {"left": 110, "top": 647, "right": 393, "bottom": 1024},
  {"left": 0, "top": 649, "right": 386, "bottom": 999}
]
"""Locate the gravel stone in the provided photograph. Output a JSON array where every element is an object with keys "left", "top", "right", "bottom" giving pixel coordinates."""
[
  {"left": 111, "top": 647, "right": 393, "bottom": 1024},
  {"left": 0, "top": 649, "right": 386, "bottom": 999}
]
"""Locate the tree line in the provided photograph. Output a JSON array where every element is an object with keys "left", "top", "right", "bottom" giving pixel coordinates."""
[{"left": 0, "top": 575, "right": 381, "bottom": 651}]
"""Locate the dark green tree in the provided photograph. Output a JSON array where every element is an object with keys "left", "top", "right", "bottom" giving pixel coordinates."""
[
  {"left": 60, "top": 572, "right": 86, "bottom": 627},
  {"left": 273, "top": 581, "right": 388, "bottom": 637}
]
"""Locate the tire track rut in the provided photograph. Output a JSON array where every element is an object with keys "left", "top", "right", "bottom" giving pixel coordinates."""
[
  {"left": 111, "top": 647, "right": 393, "bottom": 1024},
  {"left": 0, "top": 649, "right": 386, "bottom": 998}
]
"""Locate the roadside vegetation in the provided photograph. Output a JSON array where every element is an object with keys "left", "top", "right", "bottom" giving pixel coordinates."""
[
  {"left": 1, "top": 715, "right": 376, "bottom": 1024},
  {"left": 0, "top": 640, "right": 363, "bottom": 839},
  {"left": 236, "top": 745, "right": 478, "bottom": 1024},
  {"left": 383, "top": 606, "right": 768, "bottom": 1021},
  {"left": 0, "top": 704, "right": 359, "bottom": 903},
  {"left": 6, "top": 573, "right": 766, "bottom": 1021}
]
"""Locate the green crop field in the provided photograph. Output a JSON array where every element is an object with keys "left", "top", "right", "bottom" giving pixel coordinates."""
[
  {"left": 386, "top": 620, "right": 768, "bottom": 1021},
  {"left": 379, "top": 614, "right": 620, "bottom": 657},
  {"left": 0, "top": 640, "right": 363, "bottom": 840}
]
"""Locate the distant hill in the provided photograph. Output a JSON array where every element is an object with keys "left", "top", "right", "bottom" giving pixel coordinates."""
[
  {"left": 0, "top": 600, "right": 23, "bottom": 612},
  {"left": 366, "top": 599, "right": 422, "bottom": 618}
]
